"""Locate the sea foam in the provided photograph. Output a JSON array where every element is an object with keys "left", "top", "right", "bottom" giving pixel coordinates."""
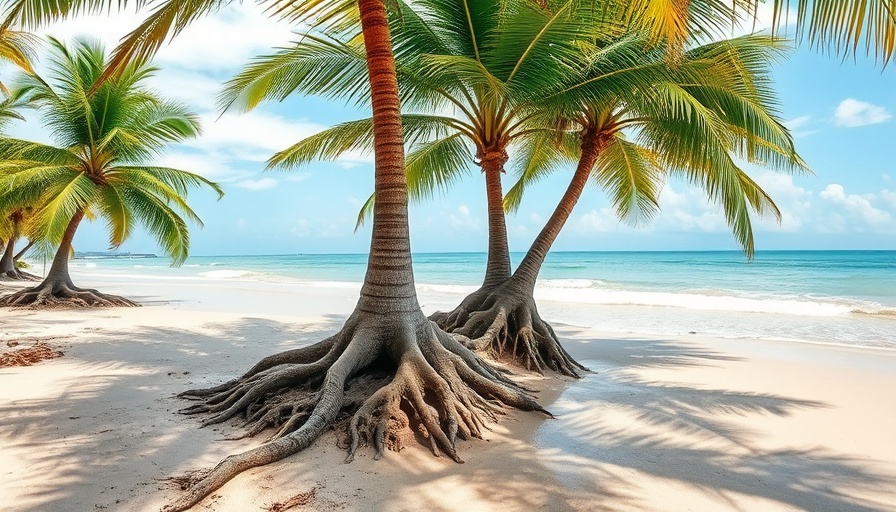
[{"left": 532, "top": 279, "right": 884, "bottom": 318}]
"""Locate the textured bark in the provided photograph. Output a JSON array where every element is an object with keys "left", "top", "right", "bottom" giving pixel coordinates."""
[
  {"left": 0, "top": 210, "right": 136, "bottom": 307},
  {"left": 1, "top": 237, "right": 16, "bottom": 275},
  {"left": 432, "top": 135, "right": 605, "bottom": 376},
  {"left": 14, "top": 239, "right": 34, "bottom": 263},
  {"left": 513, "top": 135, "right": 604, "bottom": 291},
  {"left": 160, "top": 2, "right": 550, "bottom": 511},
  {"left": 481, "top": 150, "right": 512, "bottom": 288}
]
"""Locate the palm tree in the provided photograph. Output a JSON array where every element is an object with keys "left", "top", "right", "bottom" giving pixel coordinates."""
[
  {"left": 440, "top": 35, "right": 809, "bottom": 375},
  {"left": 223, "top": 1, "right": 616, "bottom": 291},
  {"left": 1, "top": 0, "right": 892, "bottom": 509},
  {"left": 4, "top": 1, "right": 550, "bottom": 510},
  {"left": 0, "top": 88, "right": 32, "bottom": 279},
  {"left": 0, "top": 37, "right": 222, "bottom": 306},
  {"left": 0, "top": 206, "right": 40, "bottom": 279},
  {"left": 225, "top": 13, "right": 805, "bottom": 377}
]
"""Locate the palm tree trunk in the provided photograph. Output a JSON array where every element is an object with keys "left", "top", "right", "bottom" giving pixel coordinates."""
[
  {"left": 43, "top": 210, "right": 83, "bottom": 289},
  {"left": 0, "top": 236, "right": 15, "bottom": 275},
  {"left": 512, "top": 136, "right": 603, "bottom": 291},
  {"left": 14, "top": 239, "right": 33, "bottom": 262},
  {"left": 355, "top": 0, "right": 420, "bottom": 316},
  {"left": 481, "top": 153, "right": 512, "bottom": 288}
]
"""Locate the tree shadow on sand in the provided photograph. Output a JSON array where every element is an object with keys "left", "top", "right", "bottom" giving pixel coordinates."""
[
  {"left": 528, "top": 330, "right": 895, "bottom": 512},
  {"left": 1, "top": 315, "right": 892, "bottom": 512},
  {"left": 0, "top": 314, "right": 349, "bottom": 511}
]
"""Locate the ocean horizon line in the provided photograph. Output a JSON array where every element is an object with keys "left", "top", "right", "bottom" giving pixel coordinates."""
[{"left": 175, "top": 248, "right": 896, "bottom": 259}]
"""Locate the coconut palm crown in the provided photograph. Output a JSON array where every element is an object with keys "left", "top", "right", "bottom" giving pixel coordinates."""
[{"left": 0, "top": 37, "right": 222, "bottom": 307}]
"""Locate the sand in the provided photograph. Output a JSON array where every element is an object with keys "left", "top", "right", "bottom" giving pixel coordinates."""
[{"left": 1, "top": 273, "right": 895, "bottom": 512}]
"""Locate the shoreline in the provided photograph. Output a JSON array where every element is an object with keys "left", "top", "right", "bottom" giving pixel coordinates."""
[{"left": 1, "top": 274, "right": 895, "bottom": 511}]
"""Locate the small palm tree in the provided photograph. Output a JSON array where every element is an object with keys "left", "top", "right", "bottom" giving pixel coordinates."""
[
  {"left": 0, "top": 37, "right": 222, "bottom": 307},
  {"left": 0, "top": 206, "right": 40, "bottom": 279},
  {"left": 0, "top": 88, "right": 33, "bottom": 279}
]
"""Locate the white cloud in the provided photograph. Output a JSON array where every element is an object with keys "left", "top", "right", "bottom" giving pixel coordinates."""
[
  {"left": 785, "top": 115, "right": 812, "bottom": 130},
  {"left": 37, "top": 4, "right": 296, "bottom": 73},
  {"left": 449, "top": 204, "right": 480, "bottom": 229},
  {"left": 784, "top": 115, "right": 818, "bottom": 138},
  {"left": 655, "top": 185, "right": 728, "bottom": 233},
  {"left": 834, "top": 98, "right": 892, "bottom": 127},
  {"left": 186, "top": 110, "right": 326, "bottom": 162},
  {"left": 577, "top": 208, "right": 618, "bottom": 233},
  {"left": 144, "top": 69, "right": 223, "bottom": 111},
  {"left": 752, "top": 173, "right": 813, "bottom": 232},
  {"left": 883, "top": 173, "right": 892, "bottom": 182},
  {"left": 819, "top": 184, "right": 892, "bottom": 229},
  {"left": 234, "top": 178, "right": 278, "bottom": 190},
  {"left": 158, "top": 151, "right": 246, "bottom": 182}
]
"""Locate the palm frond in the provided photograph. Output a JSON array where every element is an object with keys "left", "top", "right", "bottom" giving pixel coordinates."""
[
  {"left": 353, "top": 192, "right": 375, "bottom": 232},
  {"left": 218, "top": 33, "right": 371, "bottom": 113},
  {"left": 118, "top": 184, "right": 191, "bottom": 265},
  {"left": 592, "top": 137, "right": 663, "bottom": 225},
  {"left": 97, "top": 183, "right": 133, "bottom": 248},
  {"left": 503, "top": 130, "right": 576, "bottom": 214},
  {"left": 406, "top": 133, "right": 472, "bottom": 201},
  {"left": 33, "top": 172, "right": 99, "bottom": 244},
  {"left": 268, "top": 114, "right": 461, "bottom": 170},
  {"left": 771, "top": 0, "right": 896, "bottom": 65}
]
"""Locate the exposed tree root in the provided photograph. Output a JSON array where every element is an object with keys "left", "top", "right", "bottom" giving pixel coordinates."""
[
  {"left": 0, "top": 281, "right": 138, "bottom": 308},
  {"left": 432, "top": 282, "right": 587, "bottom": 378},
  {"left": 163, "top": 311, "right": 549, "bottom": 512},
  {"left": 0, "top": 268, "right": 41, "bottom": 281}
]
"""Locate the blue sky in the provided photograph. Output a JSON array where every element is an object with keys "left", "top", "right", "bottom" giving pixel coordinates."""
[{"left": 3, "top": 4, "right": 895, "bottom": 258}]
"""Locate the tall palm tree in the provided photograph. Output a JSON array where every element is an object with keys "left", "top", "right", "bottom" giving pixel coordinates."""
[
  {"left": 226, "top": 13, "right": 806, "bottom": 376},
  {"left": 223, "top": 0, "right": 617, "bottom": 291},
  {"left": 0, "top": 37, "right": 222, "bottom": 306},
  {"left": 4, "top": 1, "right": 550, "bottom": 510}
]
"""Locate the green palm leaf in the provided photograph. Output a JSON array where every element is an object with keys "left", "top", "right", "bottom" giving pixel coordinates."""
[
  {"left": 592, "top": 137, "right": 664, "bottom": 225},
  {"left": 0, "top": 37, "right": 219, "bottom": 266}
]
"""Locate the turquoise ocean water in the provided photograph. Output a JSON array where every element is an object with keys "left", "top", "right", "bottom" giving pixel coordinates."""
[{"left": 66, "top": 251, "right": 896, "bottom": 349}]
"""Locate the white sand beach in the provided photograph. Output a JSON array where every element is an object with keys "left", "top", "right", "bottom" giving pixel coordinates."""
[{"left": 1, "top": 272, "right": 895, "bottom": 512}]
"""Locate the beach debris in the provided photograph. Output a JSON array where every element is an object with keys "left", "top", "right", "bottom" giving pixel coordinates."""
[
  {"left": 0, "top": 341, "right": 63, "bottom": 367},
  {"left": 267, "top": 488, "right": 316, "bottom": 512}
]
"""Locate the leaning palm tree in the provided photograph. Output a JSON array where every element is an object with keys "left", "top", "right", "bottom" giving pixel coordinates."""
[
  {"left": 440, "top": 35, "right": 809, "bottom": 375},
  {"left": 0, "top": 37, "right": 222, "bottom": 306},
  {"left": 2, "top": 0, "right": 893, "bottom": 509}
]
